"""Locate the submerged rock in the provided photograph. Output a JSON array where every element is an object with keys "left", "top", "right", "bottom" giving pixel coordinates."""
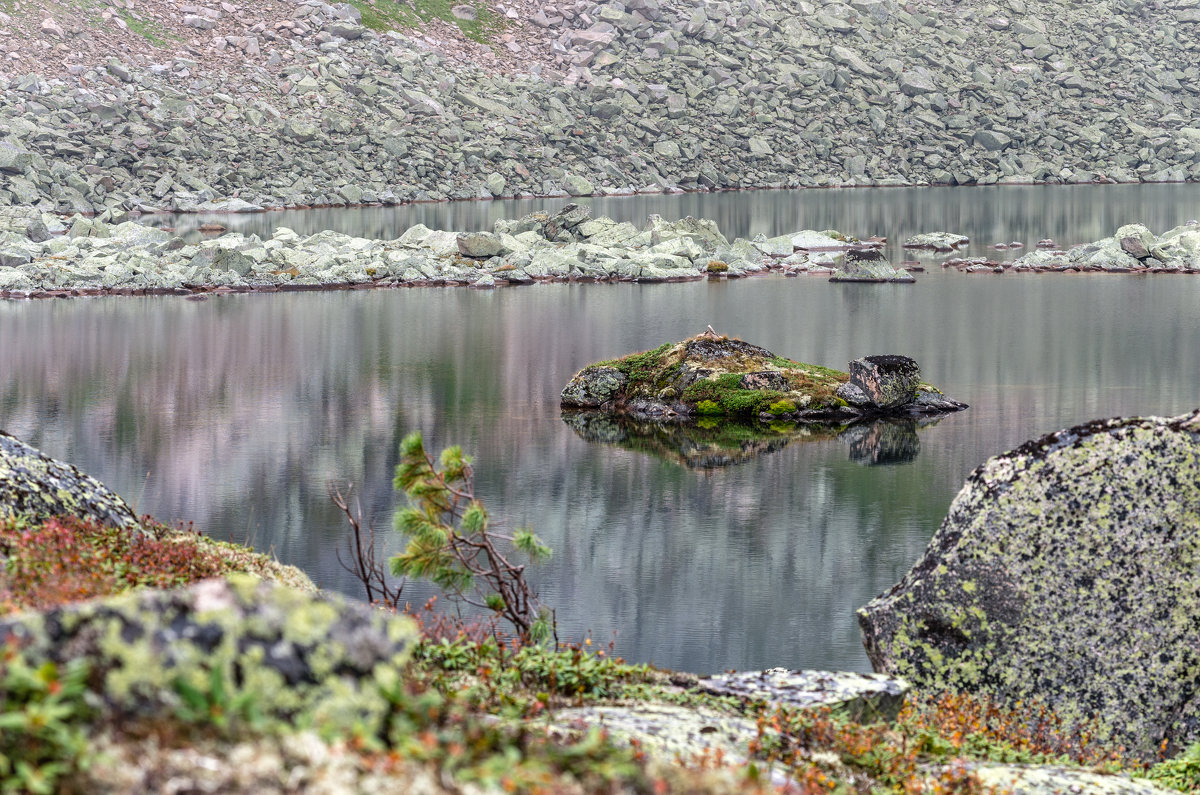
[
  {"left": 858, "top": 410, "right": 1200, "bottom": 759},
  {"left": 0, "top": 430, "right": 139, "bottom": 530}
]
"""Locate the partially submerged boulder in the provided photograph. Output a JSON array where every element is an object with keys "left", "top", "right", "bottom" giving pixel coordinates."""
[
  {"left": 828, "top": 248, "right": 915, "bottom": 283},
  {"left": 561, "top": 335, "right": 965, "bottom": 424},
  {"left": 0, "top": 575, "right": 418, "bottom": 734},
  {"left": 836, "top": 355, "right": 921, "bottom": 409},
  {"left": 858, "top": 411, "right": 1200, "bottom": 758},
  {"left": 902, "top": 232, "right": 969, "bottom": 251},
  {"left": 0, "top": 430, "right": 139, "bottom": 530}
]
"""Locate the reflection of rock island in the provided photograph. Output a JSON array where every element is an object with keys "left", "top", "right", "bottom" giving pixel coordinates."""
[{"left": 563, "top": 413, "right": 941, "bottom": 470}]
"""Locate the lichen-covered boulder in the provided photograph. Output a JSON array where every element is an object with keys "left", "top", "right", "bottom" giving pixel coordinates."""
[
  {"left": 836, "top": 355, "right": 922, "bottom": 410},
  {"left": 0, "top": 575, "right": 418, "bottom": 735},
  {"left": 828, "top": 248, "right": 915, "bottom": 283},
  {"left": 858, "top": 411, "right": 1200, "bottom": 758},
  {"left": 0, "top": 430, "right": 139, "bottom": 530}
]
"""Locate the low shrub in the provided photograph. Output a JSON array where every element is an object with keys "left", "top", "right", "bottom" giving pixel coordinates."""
[{"left": 0, "top": 516, "right": 230, "bottom": 615}]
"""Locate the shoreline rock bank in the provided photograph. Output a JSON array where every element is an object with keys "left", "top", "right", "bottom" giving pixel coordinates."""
[{"left": 0, "top": 204, "right": 882, "bottom": 298}]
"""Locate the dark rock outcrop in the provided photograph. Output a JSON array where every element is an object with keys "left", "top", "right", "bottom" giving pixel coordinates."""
[
  {"left": 858, "top": 411, "right": 1200, "bottom": 759},
  {"left": 836, "top": 355, "right": 922, "bottom": 410},
  {"left": 0, "top": 430, "right": 139, "bottom": 530}
]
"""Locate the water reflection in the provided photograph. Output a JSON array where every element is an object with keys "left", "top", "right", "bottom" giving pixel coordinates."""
[
  {"left": 152, "top": 183, "right": 1200, "bottom": 268},
  {"left": 563, "top": 413, "right": 927, "bottom": 470},
  {"left": 842, "top": 419, "right": 923, "bottom": 467}
]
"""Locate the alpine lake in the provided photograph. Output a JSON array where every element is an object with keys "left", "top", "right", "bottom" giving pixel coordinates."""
[{"left": 3, "top": 183, "right": 1199, "bottom": 676}]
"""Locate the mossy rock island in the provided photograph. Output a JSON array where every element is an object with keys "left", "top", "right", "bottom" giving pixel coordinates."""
[{"left": 560, "top": 334, "right": 967, "bottom": 424}]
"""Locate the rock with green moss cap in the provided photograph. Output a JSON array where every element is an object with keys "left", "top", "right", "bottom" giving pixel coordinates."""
[
  {"left": 560, "top": 335, "right": 965, "bottom": 424},
  {"left": 0, "top": 430, "right": 139, "bottom": 531},
  {"left": 858, "top": 410, "right": 1200, "bottom": 759},
  {"left": 0, "top": 575, "right": 418, "bottom": 735}
]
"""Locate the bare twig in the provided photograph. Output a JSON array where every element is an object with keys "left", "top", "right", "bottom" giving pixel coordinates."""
[{"left": 330, "top": 483, "right": 405, "bottom": 610}]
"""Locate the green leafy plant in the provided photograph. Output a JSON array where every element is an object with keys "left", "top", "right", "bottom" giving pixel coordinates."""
[
  {"left": 392, "top": 432, "right": 552, "bottom": 641},
  {"left": 1145, "top": 742, "right": 1200, "bottom": 792},
  {"left": 172, "top": 665, "right": 263, "bottom": 735},
  {"left": 0, "top": 644, "right": 93, "bottom": 794}
]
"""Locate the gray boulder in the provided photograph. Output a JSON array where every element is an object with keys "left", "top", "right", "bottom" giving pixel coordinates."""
[
  {"left": 858, "top": 411, "right": 1200, "bottom": 759},
  {"left": 561, "top": 366, "right": 628, "bottom": 408},
  {"left": 1115, "top": 223, "right": 1154, "bottom": 259},
  {"left": 902, "top": 232, "right": 969, "bottom": 251},
  {"left": 457, "top": 231, "right": 503, "bottom": 259},
  {"left": 0, "top": 431, "right": 140, "bottom": 530},
  {"left": 829, "top": 248, "right": 915, "bottom": 283}
]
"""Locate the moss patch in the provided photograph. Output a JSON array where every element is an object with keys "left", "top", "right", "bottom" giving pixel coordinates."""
[{"left": 348, "top": 0, "right": 503, "bottom": 43}]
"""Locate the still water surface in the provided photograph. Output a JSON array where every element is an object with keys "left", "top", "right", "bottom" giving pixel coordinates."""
[{"left": 3, "top": 184, "right": 1200, "bottom": 675}]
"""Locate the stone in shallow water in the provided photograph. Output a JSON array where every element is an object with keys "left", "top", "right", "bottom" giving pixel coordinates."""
[
  {"left": 858, "top": 410, "right": 1200, "bottom": 759},
  {"left": 561, "top": 366, "right": 628, "bottom": 408},
  {"left": 902, "top": 232, "right": 969, "bottom": 250},
  {"left": 838, "top": 355, "right": 921, "bottom": 410},
  {"left": 829, "top": 248, "right": 915, "bottom": 282}
]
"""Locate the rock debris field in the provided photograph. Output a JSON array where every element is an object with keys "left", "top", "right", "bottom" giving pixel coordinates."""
[{"left": 4, "top": 0, "right": 1200, "bottom": 214}]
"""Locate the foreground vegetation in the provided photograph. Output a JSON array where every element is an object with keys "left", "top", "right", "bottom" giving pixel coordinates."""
[{"left": 2, "top": 439, "right": 1199, "bottom": 792}]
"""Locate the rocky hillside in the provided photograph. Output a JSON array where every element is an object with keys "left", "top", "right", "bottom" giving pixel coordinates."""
[{"left": 2, "top": 0, "right": 1200, "bottom": 212}]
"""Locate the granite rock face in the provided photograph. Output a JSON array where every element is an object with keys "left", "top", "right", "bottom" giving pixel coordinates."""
[
  {"left": 0, "top": 430, "right": 139, "bottom": 530},
  {"left": 858, "top": 411, "right": 1200, "bottom": 759}
]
